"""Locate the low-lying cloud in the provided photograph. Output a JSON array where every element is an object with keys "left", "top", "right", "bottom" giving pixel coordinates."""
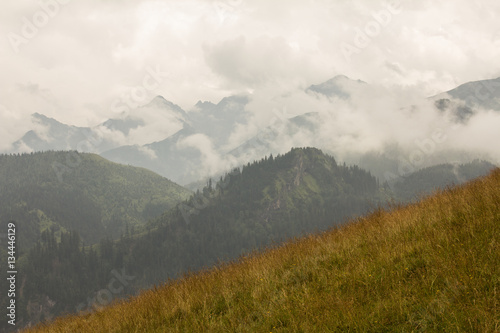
[{"left": 1, "top": 0, "right": 499, "bottom": 180}]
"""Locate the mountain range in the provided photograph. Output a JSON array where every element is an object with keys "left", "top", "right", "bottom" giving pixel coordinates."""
[
  {"left": 1, "top": 75, "right": 498, "bottom": 331},
  {"left": 0, "top": 148, "right": 495, "bottom": 330},
  {"left": 1, "top": 148, "right": 384, "bottom": 327},
  {"left": 7, "top": 76, "right": 500, "bottom": 185},
  {"left": 20, "top": 157, "right": 500, "bottom": 333}
]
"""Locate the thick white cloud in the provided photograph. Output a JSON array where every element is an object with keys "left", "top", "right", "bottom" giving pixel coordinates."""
[{"left": 1, "top": 0, "right": 499, "bottom": 157}]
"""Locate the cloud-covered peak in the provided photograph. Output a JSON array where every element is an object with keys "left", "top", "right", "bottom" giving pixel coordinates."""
[
  {"left": 151, "top": 95, "right": 168, "bottom": 103},
  {"left": 194, "top": 100, "right": 216, "bottom": 110},
  {"left": 144, "top": 96, "right": 187, "bottom": 116},
  {"left": 307, "top": 75, "right": 367, "bottom": 99},
  {"left": 32, "top": 112, "right": 59, "bottom": 124},
  {"left": 445, "top": 77, "right": 500, "bottom": 110}
]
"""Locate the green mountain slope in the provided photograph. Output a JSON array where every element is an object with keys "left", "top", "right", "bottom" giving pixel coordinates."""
[
  {"left": 0, "top": 151, "right": 192, "bottom": 247},
  {"left": 127, "top": 147, "right": 384, "bottom": 286},
  {"left": 392, "top": 160, "right": 496, "bottom": 202},
  {"left": 10, "top": 148, "right": 384, "bottom": 328},
  {"left": 27, "top": 166, "right": 499, "bottom": 332}
]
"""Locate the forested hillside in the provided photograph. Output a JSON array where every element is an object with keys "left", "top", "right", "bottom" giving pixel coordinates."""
[
  {"left": 0, "top": 151, "right": 192, "bottom": 248},
  {"left": 9, "top": 148, "right": 385, "bottom": 329},
  {"left": 27, "top": 166, "right": 500, "bottom": 332},
  {"left": 128, "top": 147, "right": 384, "bottom": 286},
  {"left": 3, "top": 148, "right": 495, "bottom": 330}
]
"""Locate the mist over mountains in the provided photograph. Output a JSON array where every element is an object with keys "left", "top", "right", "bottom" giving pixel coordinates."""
[
  {"left": 2, "top": 0, "right": 500, "bottom": 331},
  {"left": 5, "top": 75, "right": 500, "bottom": 185}
]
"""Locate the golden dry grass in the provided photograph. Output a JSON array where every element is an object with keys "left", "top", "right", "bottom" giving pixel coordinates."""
[{"left": 26, "top": 169, "right": 500, "bottom": 332}]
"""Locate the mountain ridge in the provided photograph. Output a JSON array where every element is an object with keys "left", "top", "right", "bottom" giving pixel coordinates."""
[
  {"left": 24, "top": 164, "right": 500, "bottom": 332},
  {"left": 7, "top": 147, "right": 384, "bottom": 328},
  {"left": 307, "top": 74, "right": 368, "bottom": 99},
  {"left": 0, "top": 151, "right": 192, "bottom": 247},
  {"left": 6, "top": 76, "right": 500, "bottom": 184}
]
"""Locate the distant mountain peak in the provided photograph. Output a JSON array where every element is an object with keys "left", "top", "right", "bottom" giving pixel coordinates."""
[
  {"left": 193, "top": 96, "right": 250, "bottom": 111},
  {"left": 32, "top": 112, "right": 54, "bottom": 122},
  {"left": 195, "top": 100, "right": 216, "bottom": 109},
  {"left": 153, "top": 95, "right": 167, "bottom": 101},
  {"left": 324, "top": 75, "right": 366, "bottom": 84},
  {"left": 445, "top": 76, "right": 500, "bottom": 95},
  {"left": 307, "top": 75, "right": 367, "bottom": 99},
  {"left": 141, "top": 96, "right": 188, "bottom": 121},
  {"left": 146, "top": 95, "right": 177, "bottom": 108},
  {"left": 32, "top": 112, "right": 47, "bottom": 118},
  {"left": 332, "top": 74, "right": 348, "bottom": 79},
  {"left": 432, "top": 76, "right": 500, "bottom": 111},
  {"left": 31, "top": 112, "right": 67, "bottom": 128}
]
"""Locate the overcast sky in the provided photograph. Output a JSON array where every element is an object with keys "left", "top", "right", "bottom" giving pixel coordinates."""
[{"left": 1, "top": 0, "right": 500, "bottom": 149}]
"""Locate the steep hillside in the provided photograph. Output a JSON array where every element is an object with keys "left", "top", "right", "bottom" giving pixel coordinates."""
[
  {"left": 11, "top": 148, "right": 383, "bottom": 329},
  {"left": 0, "top": 151, "right": 192, "bottom": 247},
  {"left": 27, "top": 169, "right": 499, "bottom": 332},
  {"left": 123, "top": 147, "right": 383, "bottom": 287}
]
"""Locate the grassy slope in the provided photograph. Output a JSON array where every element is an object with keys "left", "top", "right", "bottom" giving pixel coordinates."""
[{"left": 28, "top": 169, "right": 499, "bottom": 332}]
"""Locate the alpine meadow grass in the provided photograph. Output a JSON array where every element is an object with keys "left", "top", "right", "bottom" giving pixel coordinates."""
[{"left": 27, "top": 169, "right": 499, "bottom": 332}]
